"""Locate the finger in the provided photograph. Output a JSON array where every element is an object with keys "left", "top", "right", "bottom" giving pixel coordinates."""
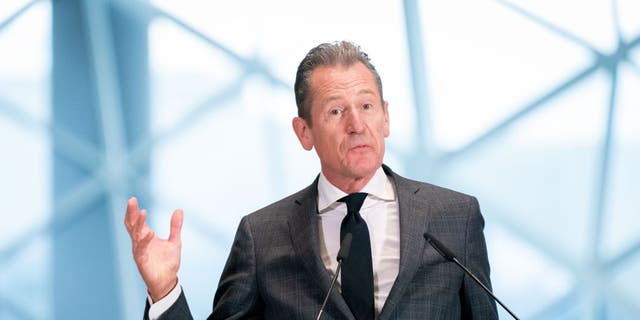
[
  {"left": 133, "top": 230, "right": 155, "bottom": 264},
  {"left": 124, "top": 197, "right": 140, "bottom": 232},
  {"left": 168, "top": 209, "right": 184, "bottom": 244},
  {"left": 136, "top": 228, "right": 155, "bottom": 253},
  {"left": 132, "top": 209, "right": 148, "bottom": 241}
]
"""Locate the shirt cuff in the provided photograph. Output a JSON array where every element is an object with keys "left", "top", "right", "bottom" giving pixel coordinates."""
[{"left": 147, "top": 282, "right": 182, "bottom": 320}]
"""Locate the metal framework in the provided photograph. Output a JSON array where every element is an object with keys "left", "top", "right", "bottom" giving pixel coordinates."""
[{"left": 0, "top": 0, "right": 638, "bottom": 318}]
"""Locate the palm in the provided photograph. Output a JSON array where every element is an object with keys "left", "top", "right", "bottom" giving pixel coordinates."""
[
  {"left": 125, "top": 197, "right": 184, "bottom": 301},
  {"left": 136, "top": 226, "right": 181, "bottom": 288}
]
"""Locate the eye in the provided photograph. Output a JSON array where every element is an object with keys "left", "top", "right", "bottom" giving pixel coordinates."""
[
  {"left": 329, "top": 108, "right": 343, "bottom": 116},
  {"left": 362, "top": 103, "right": 373, "bottom": 110}
]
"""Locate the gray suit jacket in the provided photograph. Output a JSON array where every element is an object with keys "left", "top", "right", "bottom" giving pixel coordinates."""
[{"left": 149, "top": 165, "right": 498, "bottom": 319}]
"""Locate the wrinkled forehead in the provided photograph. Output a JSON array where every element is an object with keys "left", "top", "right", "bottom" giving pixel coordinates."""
[{"left": 309, "top": 63, "right": 380, "bottom": 95}]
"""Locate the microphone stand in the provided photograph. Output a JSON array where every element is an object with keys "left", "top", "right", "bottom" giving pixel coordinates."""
[
  {"left": 316, "top": 233, "right": 352, "bottom": 320},
  {"left": 424, "top": 232, "right": 520, "bottom": 320}
]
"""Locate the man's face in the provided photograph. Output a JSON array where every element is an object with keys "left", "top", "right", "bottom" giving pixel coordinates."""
[{"left": 293, "top": 62, "right": 389, "bottom": 184}]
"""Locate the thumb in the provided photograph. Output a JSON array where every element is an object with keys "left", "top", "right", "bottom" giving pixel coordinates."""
[{"left": 168, "top": 209, "right": 184, "bottom": 243}]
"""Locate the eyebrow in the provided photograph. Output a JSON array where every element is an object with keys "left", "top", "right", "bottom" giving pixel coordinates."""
[{"left": 357, "top": 88, "right": 377, "bottom": 96}]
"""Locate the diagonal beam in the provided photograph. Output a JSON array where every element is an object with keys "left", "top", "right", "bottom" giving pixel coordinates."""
[
  {"left": 437, "top": 61, "right": 600, "bottom": 164},
  {"left": 484, "top": 200, "right": 581, "bottom": 273},
  {"left": 127, "top": 72, "right": 248, "bottom": 167},
  {"left": 0, "top": 0, "right": 40, "bottom": 33},
  {"left": 148, "top": 190, "right": 235, "bottom": 248},
  {"left": 624, "top": 58, "right": 640, "bottom": 75},
  {"left": 627, "top": 34, "right": 640, "bottom": 48},
  {"left": 528, "top": 285, "right": 582, "bottom": 319},
  {"left": 0, "top": 172, "right": 105, "bottom": 262},
  {"left": 607, "top": 239, "right": 640, "bottom": 271},
  {"left": 0, "top": 139, "right": 149, "bottom": 270},
  {"left": 0, "top": 293, "right": 36, "bottom": 320},
  {"left": 619, "top": 35, "right": 640, "bottom": 73},
  {"left": 0, "top": 97, "right": 102, "bottom": 171},
  {"left": 148, "top": 5, "right": 290, "bottom": 90},
  {"left": 609, "top": 282, "right": 640, "bottom": 316},
  {"left": 497, "top": 0, "right": 600, "bottom": 55}
]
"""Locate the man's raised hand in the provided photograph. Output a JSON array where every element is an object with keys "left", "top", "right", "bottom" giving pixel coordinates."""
[{"left": 124, "top": 197, "right": 184, "bottom": 302}]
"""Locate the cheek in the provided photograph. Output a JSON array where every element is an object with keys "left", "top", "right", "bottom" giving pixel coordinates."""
[
  {"left": 374, "top": 121, "right": 389, "bottom": 141},
  {"left": 316, "top": 133, "right": 342, "bottom": 156},
  {"left": 320, "top": 128, "right": 343, "bottom": 152}
]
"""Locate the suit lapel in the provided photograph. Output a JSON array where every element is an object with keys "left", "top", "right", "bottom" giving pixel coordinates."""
[
  {"left": 378, "top": 167, "right": 432, "bottom": 319},
  {"left": 287, "top": 178, "right": 355, "bottom": 319}
]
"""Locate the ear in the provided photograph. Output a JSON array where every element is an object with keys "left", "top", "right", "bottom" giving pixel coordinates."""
[
  {"left": 292, "top": 117, "right": 314, "bottom": 151},
  {"left": 383, "top": 100, "right": 390, "bottom": 138}
]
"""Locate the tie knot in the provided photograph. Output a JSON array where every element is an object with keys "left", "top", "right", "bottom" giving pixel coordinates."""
[{"left": 338, "top": 192, "right": 368, "bottom": 213}]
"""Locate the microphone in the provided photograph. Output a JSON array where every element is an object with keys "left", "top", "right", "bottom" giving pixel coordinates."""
[
  {"left": 316, "top": 233, "right": 353, "bottom": 320},
  {"left": 423, "top": 232, "right": 520, "bottom": 320}
]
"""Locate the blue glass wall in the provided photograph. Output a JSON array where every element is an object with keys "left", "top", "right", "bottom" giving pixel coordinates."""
[{"left": 1, "top": 0, "right": 639, "bottom": 319}]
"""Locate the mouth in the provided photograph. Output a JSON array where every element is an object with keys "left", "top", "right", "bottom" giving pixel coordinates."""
[{"left": 349, "top": 144, "right": 371, "bottom": 152}]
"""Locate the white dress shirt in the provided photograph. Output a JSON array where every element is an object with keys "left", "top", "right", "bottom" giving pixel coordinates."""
[
  {"left": 317, "top": 167, "right": 400, "bottom": 315},
  {"left": 148, "top": 167, "right": 400, "bottom": 318}
]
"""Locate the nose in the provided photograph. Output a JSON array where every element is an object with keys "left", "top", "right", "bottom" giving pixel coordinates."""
[{"left": 345, "top": 108, "right": 364, "bottom": 134}]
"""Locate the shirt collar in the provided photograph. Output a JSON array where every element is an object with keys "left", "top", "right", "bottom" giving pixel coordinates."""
[{"left": 317, "top": 166, "right": 396, "bottom": 213}]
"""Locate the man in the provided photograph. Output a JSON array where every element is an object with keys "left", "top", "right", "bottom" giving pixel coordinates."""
[{"left": 125, "top": 41, "right": 498, "bottom": 319}]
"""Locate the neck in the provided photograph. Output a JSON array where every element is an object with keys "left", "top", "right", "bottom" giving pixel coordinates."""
[{"left": 323, "top": 171, "right": 377, "bottom": 194}]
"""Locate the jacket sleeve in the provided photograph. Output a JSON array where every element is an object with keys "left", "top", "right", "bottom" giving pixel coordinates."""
[
  {"left": 143, "top": 289, "right": 194, "bottom": 320},
  {"left": 460, "top": 197, "right": 499, "bottom": 319},
  {"left": 209, "top": 216, "right": 264, "bottom": 320}
]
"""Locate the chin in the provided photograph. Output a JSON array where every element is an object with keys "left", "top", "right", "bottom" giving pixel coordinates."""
[{"left": 345, "top": 158, "right": 381, "bottom": 178}]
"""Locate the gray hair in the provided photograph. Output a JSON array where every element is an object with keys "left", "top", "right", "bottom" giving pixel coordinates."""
[{"left": 294, "top": 41, "right": 384, "bottom": 124}]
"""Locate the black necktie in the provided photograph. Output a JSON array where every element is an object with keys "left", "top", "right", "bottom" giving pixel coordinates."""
[{"left": 339, "top": 192, "right": 374, "bottom": 320}]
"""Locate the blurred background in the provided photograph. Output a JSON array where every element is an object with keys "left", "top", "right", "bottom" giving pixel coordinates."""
[{"left": 1, "top": 0, "right": 639, "bottom": 319}]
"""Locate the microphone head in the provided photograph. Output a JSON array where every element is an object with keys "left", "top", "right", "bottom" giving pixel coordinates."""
[
  {"left": 337, "top": 233, "right": 353, "bottom": 262},
  {"left": 423, "top": 232, "right": 456, "bottom": 262}
]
